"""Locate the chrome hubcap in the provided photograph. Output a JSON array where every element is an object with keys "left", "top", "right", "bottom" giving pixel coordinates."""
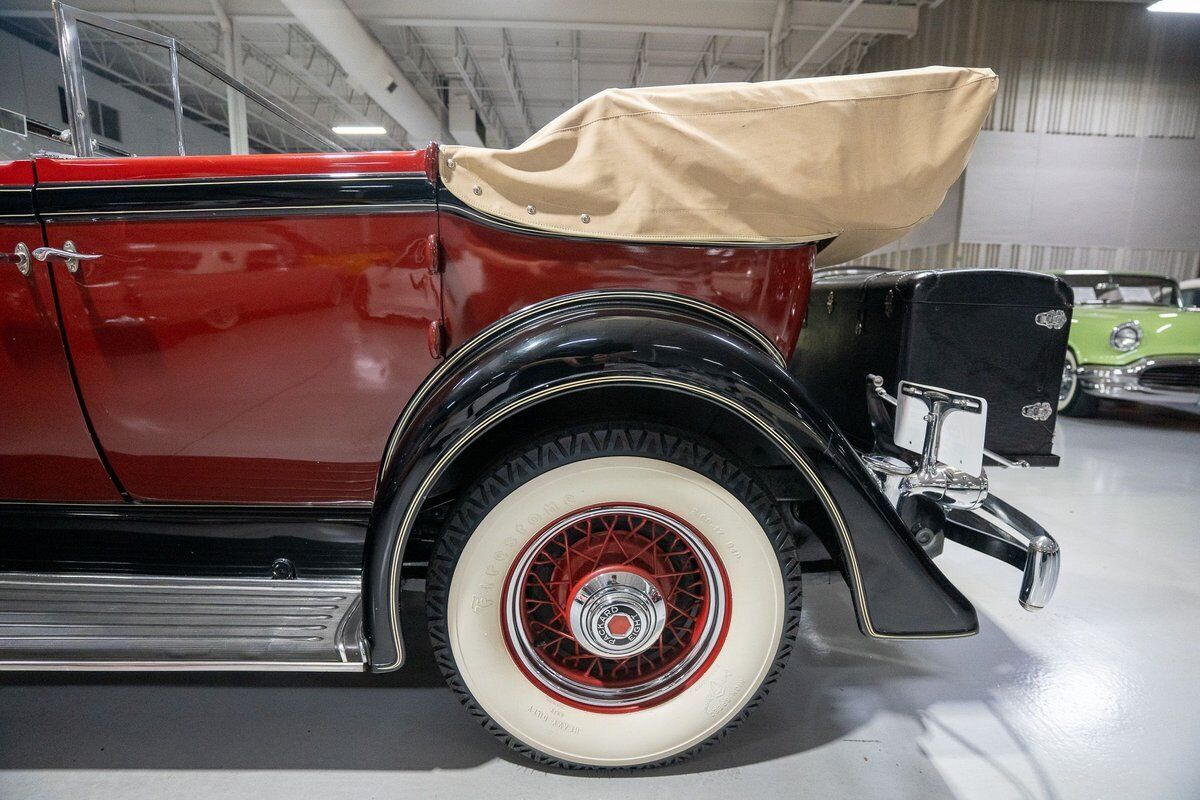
[{"left": 568, "top": 569, "right": 667, "bottom": 658}]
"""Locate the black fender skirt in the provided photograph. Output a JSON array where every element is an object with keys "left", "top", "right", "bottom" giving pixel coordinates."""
[{"left": 365, "top": 291, "right": 977, "bottom": 670}]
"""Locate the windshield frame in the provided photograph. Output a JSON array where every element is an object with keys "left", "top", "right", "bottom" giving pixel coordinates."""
[
  {"left": 52, "top": 1, "right": 344, "bottom": 158},
  {"left": 1058, "top": 272, "right": 1182, "bottom": 308}
]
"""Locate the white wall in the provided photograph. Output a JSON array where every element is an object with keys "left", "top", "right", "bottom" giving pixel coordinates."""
[
  {"left": 850, "top": 0, "right": 1200, "bottom": 280},
  {"left": 958, "top": 132, "right": 1200, "bottom": 277}
]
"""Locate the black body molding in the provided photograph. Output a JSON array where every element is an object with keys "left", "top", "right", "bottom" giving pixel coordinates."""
[
  {"left": 0, "top": 503, "right": 369, "bottom": 579},
  {"left": 34, "top": 172, "right": 433, "bottom": 222},
  {"left": 365, "top": 291, "right": 978, "bottom": 671}
]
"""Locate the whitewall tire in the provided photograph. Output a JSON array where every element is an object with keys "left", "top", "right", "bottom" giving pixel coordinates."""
[
  {"left": 1058, "top": 349, "right": 1097, "bottom": 417},
  {"left": 426, "top": 425, "right": 802, "bottom": 769}
]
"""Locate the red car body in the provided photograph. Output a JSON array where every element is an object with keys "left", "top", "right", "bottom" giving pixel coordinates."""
[{"left": 2, "top": 147, "right": 814, "bottom": 505}]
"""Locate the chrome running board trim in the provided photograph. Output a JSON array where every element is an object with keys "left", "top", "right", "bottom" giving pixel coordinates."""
[
  {"left": 0, "top": 573, "right": 366, "bottom": 670},
  {"left": 0, "top": 660, "right": 364, "bottom": 672}
]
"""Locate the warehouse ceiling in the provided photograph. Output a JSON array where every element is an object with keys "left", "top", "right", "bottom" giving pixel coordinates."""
[{"left": 0, "top": 0, "right": 978, "bottom": 151}]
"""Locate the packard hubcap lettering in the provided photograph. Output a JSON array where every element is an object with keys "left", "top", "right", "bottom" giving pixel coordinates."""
[
  {"left": 502, "top": 504, "right": 729, "bottom": 710},
  {"left": 569, "top": 568, "right": 665, "bottom": 658}
]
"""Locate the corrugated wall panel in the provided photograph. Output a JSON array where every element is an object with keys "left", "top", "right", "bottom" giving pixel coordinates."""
[
  {"left": 849, "top": 1, "right": 1200, "bottom": 278},
  {"left": 860, "top": 0, "right": 1200, "bottom": 139}
]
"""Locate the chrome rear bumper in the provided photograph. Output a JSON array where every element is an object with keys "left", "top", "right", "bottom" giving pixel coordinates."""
[
  {"left": 862, "top": 375, "right": 1061, "bottom": 611},
  {"left": 943, "top": 495, "right": 1061, "bottom": 611},
  {"left": 1078, "top": 356, "right": 1200, "bottom": 406}
]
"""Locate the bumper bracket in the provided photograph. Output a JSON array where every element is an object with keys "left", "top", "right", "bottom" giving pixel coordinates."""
[{"left": 944, "top": 494, "right": 1061, "bottom": 611}]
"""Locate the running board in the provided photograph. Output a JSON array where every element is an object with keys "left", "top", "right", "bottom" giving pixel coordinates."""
[{"left": 0, "top": 573, "right": 365, "bottom": 670}]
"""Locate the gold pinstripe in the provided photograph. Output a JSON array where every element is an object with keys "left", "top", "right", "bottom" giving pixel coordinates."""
[
  {"left": 377, "top": 290, "right": 786, "bottom": 483},
  {"left": 382, "top": 373, "right": 970, "bottom": 671}
]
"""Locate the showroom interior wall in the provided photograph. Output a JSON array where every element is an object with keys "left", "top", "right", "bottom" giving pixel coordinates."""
[
  {"left": 0, "top": 27, "right": 230, "bottom": 157},
  {"left": 852, "top": 0, "right": 1200, "bottom": 279}
]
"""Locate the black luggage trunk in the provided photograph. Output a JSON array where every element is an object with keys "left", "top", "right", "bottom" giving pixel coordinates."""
[{"left": 792, "top": 268, "right": 1072, "bottom": 467}]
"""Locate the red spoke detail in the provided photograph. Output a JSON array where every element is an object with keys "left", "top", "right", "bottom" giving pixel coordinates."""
[{"left": 509, "top": 504, "right": 724, "bottom": 708}]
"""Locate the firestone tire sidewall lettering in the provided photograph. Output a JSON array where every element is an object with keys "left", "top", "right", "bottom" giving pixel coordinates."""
[{"left": 445, "top": 456, "right": 786, "bottom": 768}]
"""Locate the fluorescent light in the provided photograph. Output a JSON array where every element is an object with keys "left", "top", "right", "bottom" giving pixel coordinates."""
[
  {"left": 332, "top": 125, "right": 387, "bottom": 136},
  {"left": 1148, "top": 0, "right": 1200, "bottom": 12}
]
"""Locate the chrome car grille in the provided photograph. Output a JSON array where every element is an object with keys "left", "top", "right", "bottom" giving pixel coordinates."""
[{"left": 1139, "top": 364, "right": 1200, "bottom": 392}]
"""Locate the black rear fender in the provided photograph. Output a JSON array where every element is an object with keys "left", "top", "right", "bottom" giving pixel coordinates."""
[{"left": 365, "top": 291, "right": 977, "bottom": 671}]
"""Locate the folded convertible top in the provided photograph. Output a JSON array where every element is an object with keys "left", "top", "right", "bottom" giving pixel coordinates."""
[{"left": 440, "top": 66, "right": 997, "bottom": 266}]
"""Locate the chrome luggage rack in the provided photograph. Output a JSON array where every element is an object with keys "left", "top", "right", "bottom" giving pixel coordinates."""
[{"left": 860, "top": 375, "right": 1061, "bottom": 611}]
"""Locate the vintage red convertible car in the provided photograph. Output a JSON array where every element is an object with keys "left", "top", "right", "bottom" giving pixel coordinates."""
[{"left": 0, "top": 4, "right": 1066, "bottom": 769}]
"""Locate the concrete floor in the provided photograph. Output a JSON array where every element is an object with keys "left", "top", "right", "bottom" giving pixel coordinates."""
[{"left": 2, "top": 403, "right": 1198, "bottom": 799}]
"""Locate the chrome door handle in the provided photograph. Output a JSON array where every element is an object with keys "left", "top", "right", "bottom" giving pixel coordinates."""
[
  {"left": 32, "top": 240, "right": 101, "bottom": 274},
  {"left": 2, "top": 243, "right": 32, "bottom": 276}
]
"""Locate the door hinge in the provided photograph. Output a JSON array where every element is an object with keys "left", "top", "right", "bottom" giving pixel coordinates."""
[
  {"left": 423, "top": 141, "right": 440, "bottom": 185},
  {"left": 424, "top": 233, "right": 443, "bottom": 275},
  {"left": 426, "top": 319, "right": 446, "bottom": 359}
]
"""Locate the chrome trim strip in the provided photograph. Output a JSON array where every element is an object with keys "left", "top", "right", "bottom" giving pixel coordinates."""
[
  {"left": 1078, "top": 355, "right": 1200, "bottom": 403},
  {"left": 168, "top": 38, "right": 185, "bottom": 157},
  {"left": 0, "top": 573, "right": 361, "bottom": 589},
  {"left": 0, "top": 661, "right": 365, "bottom": 672},
  {"left": 377, "top": 290, "right": 787, "bottom": 486},
  {"left": 53, "top": 1, "right": 90, "bottom": 157},
  {"left": 383, "top": 373, "right": 969, "bottom": 669}
]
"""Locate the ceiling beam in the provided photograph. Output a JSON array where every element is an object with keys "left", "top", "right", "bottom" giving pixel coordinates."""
[
  {"left": 629, "top": 33, "right": 648, "bottom": 88},
  {"left": 784, "top": 0, "right": 865, "bottom": 79},
  {"left": 451, "top": 28, "right": 511, "bottom": 147},
  {"left": 345, "top": 1, "right": 919, "bottom": 38},
  {"left": 0, "top": 2, "right": 919, "bottom": 38},
  {"left": 571, "top": 30, "right": 580, "bottom": 105},
  {"left": 261, "top": 0, "right": 449, "bottom": 144},
  {"left": 499, "top": 29, "right": 534, "bottom": 137}
]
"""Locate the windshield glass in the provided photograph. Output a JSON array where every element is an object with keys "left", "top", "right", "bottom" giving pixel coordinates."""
[
  {"left": 0, "top": 6, "right": 346, "bottom": 160},
  {"left": 1059, "top": 274, "right": 1180, "bottom": 307}
]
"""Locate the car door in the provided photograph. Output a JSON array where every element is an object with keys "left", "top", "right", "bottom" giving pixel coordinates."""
[
  {"left": 35, "top": 8, "right": 442, "bottom": 504},
  {"left": 35, "top": 153, "right": 440, "bottom": 504},
  {"left": 0, "top": 159, "right": 122, "bottom": 502}
]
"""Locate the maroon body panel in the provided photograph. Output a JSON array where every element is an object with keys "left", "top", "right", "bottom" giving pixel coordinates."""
[
  {"left": 15, "top": 147, "right": 815, "bottom": 504},
  {"left": 439, "top": 212, "right": 814, "bottom": 357},
  {"left": 34, "top": 153, "right": 439, "bottom": 503},
  {"left": 0, "top": 160, "right": 121, "bottom": 501}
]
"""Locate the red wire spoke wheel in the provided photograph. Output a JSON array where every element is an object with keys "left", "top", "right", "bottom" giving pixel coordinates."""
[
  {"left": 502, "top": 504, "right": 730, "bottom": 711},
  {"left": 427, "top": 425, "right": 802, "bottom": 769}
]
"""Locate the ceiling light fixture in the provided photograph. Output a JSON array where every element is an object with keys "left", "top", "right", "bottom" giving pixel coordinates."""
[
  {"left": 332, "top": 125, "right": 387, "bottom": 136},
  {"left": 1147, "top": 0, "right": 1200, "bottom": 13}
]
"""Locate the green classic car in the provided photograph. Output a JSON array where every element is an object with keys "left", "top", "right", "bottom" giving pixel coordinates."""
[{"left": 1057, "top": 271, "right": 1200, "bottom": 416}]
